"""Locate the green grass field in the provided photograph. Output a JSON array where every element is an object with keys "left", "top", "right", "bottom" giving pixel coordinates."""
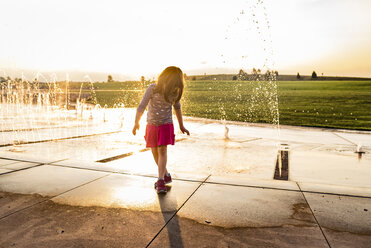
[
  {"left": 276, "top": 81, "right": 371, "bottom": 130},
  {"left": 74, "top": 80, "right": 371, "bottom": 130}
]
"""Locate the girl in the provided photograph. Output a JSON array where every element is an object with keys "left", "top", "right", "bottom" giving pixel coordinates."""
[{"left": 132, "top": 66, "right": 190, "bottom": 194}]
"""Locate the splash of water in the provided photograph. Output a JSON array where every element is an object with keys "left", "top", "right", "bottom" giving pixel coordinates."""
[
  {"left": 0, "top": 72, "right": 119, "bottom": 147},
  {"left": 219, "top": 0, "right": 279, "bottom": 140}
]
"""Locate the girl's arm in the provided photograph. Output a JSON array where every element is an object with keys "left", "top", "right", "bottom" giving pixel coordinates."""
[
  {"left": 174, "top": 107, "right": 190, "bottom": 135},
  {"left": 132, "top": 110, "right": 143, "bottom": 135},
  {"left": 132, "top": 84, "right": 154, "bottom": 135}
]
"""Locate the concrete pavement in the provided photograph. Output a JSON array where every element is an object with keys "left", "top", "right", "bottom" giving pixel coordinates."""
[{"left": 0, "top": 111, "right": 370, "bottom": 247}]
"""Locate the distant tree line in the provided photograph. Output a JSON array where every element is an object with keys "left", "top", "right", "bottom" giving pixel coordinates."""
[
  {"left": 237, "top": 69, "right": 320, "bottom": 81},
  {"left": 236, "top": 68, "right": 279, "bottom": 81}
]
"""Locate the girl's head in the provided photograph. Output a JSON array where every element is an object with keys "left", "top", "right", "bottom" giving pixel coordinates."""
[{"left": 155, "top": 66, "right": 184, "bottom": 104}]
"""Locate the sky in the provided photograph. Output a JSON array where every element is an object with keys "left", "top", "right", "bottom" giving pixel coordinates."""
[{"left": 0, "top": 0, "right": 370, "bottom": 80}]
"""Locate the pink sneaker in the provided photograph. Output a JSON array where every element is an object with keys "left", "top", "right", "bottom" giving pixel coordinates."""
[
  {"left": 164, "top": 173, "right": 172, "bottom": 184},
  {"left": 154, "top": 179, "right": 167, "bottom": 194}
]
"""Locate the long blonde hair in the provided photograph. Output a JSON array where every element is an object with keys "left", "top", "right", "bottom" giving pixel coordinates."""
[{"left": 154, "top": 66, "right": 184, "bottom": 104}]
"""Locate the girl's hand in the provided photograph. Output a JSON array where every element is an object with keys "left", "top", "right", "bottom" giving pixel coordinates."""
[
  {"left": 180, "top": 125, "right": 190, "bottom": 136},
  {"left": 132, "top": 123, "right": 140, "bottom": 135}
]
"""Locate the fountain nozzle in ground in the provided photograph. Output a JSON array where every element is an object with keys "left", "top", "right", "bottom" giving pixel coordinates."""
[
  {"left": 274, "top": 144, "right": 290, "bottom": 180},
  {"left": 224, "top": 125, "right": 229, "bottom": 140},
  {"left": 355, "top": 143, "right": 365, "bottom": 161}
]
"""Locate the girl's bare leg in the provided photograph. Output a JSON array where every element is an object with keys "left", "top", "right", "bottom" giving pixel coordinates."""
[
  {"left": 157, "top": 145, "right": 167, "bottom": 179},
  {"left": 151, "top": 146, "right": 168, "bottom": 177},
  {"left": 151, "top": 147, "right": 159, "bottom": 165}
]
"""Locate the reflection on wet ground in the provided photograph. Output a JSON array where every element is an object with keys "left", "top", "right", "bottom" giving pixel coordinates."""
[
  {"left": 0, "top": 109, "right": 370, "bottom": 247},
  {"left": 1, "top": 109, "right": 369, "bottom": 184}
]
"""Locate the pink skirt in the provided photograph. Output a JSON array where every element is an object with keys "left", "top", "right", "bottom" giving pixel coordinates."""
[{"left": 145, "top": 123, "right": 175, "bottom": 148}]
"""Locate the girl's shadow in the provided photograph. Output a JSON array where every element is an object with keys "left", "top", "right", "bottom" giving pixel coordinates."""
[{"left": 157, "top": 185, "right": 184, "bottom": 248}]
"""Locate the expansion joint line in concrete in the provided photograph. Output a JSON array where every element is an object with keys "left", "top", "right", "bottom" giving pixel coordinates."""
[
  {"left": 45, "top": 163, "right": 371, "bottom": 200},
  {"left": 201, "top": 181, "right": 371, "bottom": 199},
  {"left": 0, "top": 163, "right": 44, "bottom": 176},
  {"left": 0, "top": 157, "right": 67, "bottom": 164},
  {"left": 0, "top": 123, "right": 104, "bottom": 133},
  {"left": 146, "top": 174, "right": 211, "bottom": 248},
  {"left": 0, "top": 130, "right": 122, "bottom": 147},
  {"left": 331, "top": 132, "right": 356, "bottom": 145},
  {"left": 0, "top": 172, "right": 110, "bottom": 222},
  {"left": 296, "top": 182, "right": 332, "bottom": 248},
  {"left": 0, "top": 158, "right": 69, "bottom": 176}
]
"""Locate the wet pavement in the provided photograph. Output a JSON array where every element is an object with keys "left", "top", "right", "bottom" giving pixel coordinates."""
[{"left": 0, "top": 109, "right": 370, "bottom": 247}]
